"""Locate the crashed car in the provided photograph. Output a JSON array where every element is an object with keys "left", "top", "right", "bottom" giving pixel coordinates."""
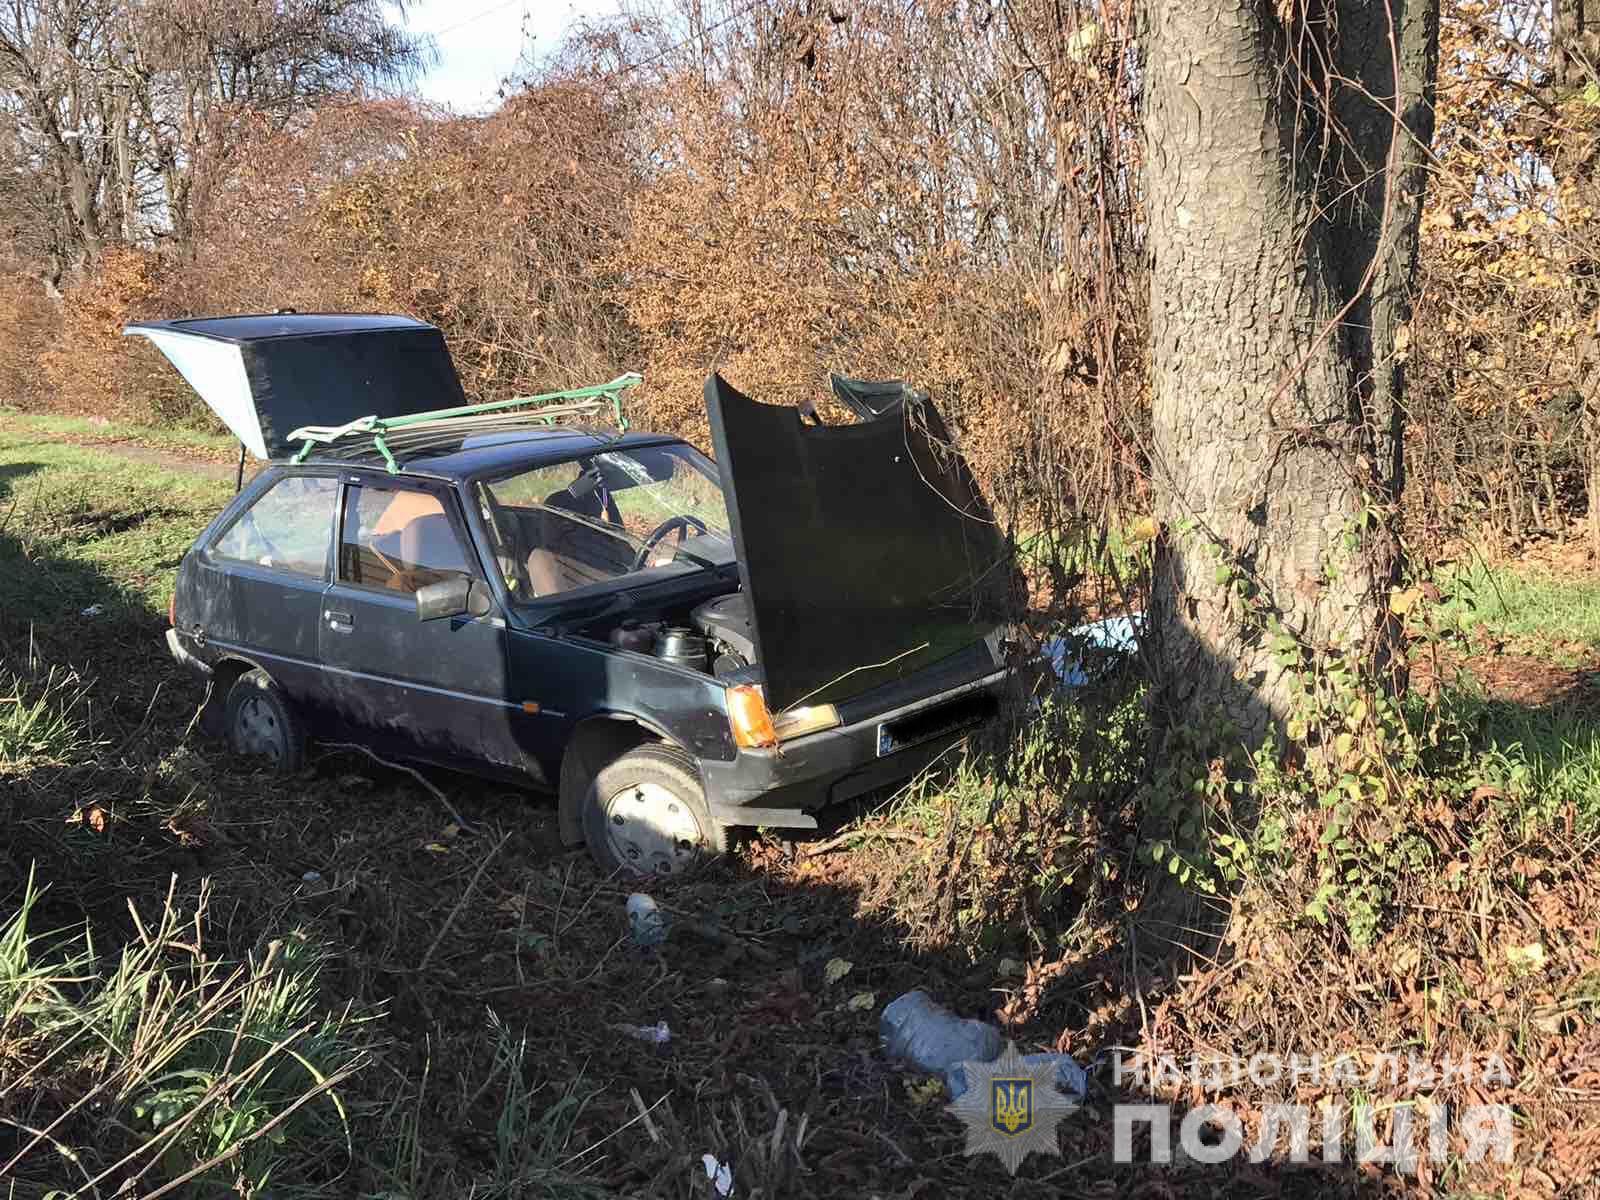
[{"left": 132, "top": 313, "right": 1026, "bottom": 876}]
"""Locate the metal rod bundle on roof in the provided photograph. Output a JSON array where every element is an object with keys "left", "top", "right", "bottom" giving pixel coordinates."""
[{"left": 285, "top": 372, "right": 644, "bottom": 473}]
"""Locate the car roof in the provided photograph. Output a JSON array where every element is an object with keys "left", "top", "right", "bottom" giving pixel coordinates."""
[{"left": 292, "top": 413, "right": 687, "bottom": 481}]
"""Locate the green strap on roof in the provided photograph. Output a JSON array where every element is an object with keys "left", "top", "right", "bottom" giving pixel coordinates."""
[{"left": 287, "top": 372, "right": 642, "bottom": 472}]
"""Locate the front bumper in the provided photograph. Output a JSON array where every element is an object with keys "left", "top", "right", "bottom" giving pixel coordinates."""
[{"left": 700, "top": 666, "right": 1015, "bottom": 828}]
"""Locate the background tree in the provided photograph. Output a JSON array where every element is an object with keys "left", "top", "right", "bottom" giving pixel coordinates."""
[{"left": 0, "top": 0, "right": 422, "bottom": 286}]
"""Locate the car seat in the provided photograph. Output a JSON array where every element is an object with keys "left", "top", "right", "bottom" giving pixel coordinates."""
[
  {"left": 398, "top": 513, "right": 471, "bottom": 590},
  {"left": 526, "top": 485, "right": 632, "bottom": 594}
]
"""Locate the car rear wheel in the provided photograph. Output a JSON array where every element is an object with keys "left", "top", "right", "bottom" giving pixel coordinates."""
[
  {"left": 224, "top": 669, "right": 306, "bottom": 774},
  {"left": 583, "top": 743, "right": 725, "bottom": 878}
]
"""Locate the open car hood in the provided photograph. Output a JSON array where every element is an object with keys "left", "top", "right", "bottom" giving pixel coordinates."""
[
  {"left": 124, "top": 313, "right": 466, "bottom": 459},
  {"left": 705, "top": 373, "right": 1010, "bottom": 712}
]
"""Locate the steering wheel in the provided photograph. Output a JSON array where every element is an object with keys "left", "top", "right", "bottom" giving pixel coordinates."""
[{"left": 632, "top": 514, "right": 707, "bottom": 571}]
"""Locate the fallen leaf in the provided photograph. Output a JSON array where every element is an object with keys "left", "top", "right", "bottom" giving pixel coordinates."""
[
  {"left": 824, "top": 957, "right": 853, "bottom": 986},
  {"left": 86, "top": 807, "right": 107, "bottom": 833},
  {"left": 1127, "top": 515, "right": 1160, "bottom": 543},
  {"left": 1390, "top": 586, "right": 1423, "bottom": 616},
  {"left": 1066, "top": 20, "right": 1101, "bottom": 62},
  {"left": 846, "top": 991, "right": 876, "bottom": 1011}
]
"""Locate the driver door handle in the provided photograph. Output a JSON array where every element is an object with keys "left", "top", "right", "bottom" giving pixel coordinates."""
[{"left": 326, "top": 609, "right": 355, "bottom": 633}]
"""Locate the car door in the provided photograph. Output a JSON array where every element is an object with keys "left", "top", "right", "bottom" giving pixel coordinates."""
[
  {"left": 199, "top": 471, "right": 340, "bottom": 708},
  {"left": 318, "top": 476, "right": 527, "bottom": 771}
]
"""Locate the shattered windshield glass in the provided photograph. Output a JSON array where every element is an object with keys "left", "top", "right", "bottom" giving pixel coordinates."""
[{"left": 476, "top": 443, "right": 735, "bottom": 601}]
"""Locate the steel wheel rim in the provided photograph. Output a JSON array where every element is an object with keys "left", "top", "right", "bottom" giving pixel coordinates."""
[
  {"left": 236, "top": 695, "right": 285, "bottom": 764},
  {"left": 603, "top": 780, "right": 705, "bottom": 876}
]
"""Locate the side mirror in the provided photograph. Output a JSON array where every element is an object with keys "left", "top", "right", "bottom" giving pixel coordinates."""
[{"left": 416, "top": 575, "right": 494, "bottom": 621}]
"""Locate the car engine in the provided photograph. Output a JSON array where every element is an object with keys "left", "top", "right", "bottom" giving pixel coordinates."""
[
  {"left": 690, "top": 593, "right": 757, "bottom": 674},
  {"left": 598, "top": 591, "right": 757, "bottom": 679}
]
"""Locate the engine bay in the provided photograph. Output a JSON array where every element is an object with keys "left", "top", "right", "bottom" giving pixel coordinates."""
[{"left": 579, "top": 590, "right": 759, "bottom": 680}]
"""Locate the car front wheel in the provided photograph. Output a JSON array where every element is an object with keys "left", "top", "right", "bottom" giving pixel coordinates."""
[
  {"left": 582, "top": 743, "right": 725, "bottom": 878},
  {"left": 224, "top": 669, "right": 307, "bottom": 774}
]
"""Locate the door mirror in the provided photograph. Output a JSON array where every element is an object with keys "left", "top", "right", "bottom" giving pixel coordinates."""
[{"left": 416, "top": 575, "right": 493, "bottom": 621}]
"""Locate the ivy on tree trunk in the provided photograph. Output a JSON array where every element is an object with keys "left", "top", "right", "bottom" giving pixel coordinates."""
[{"left": 1142, "top": 0, "right": 1440, "bottom": 744}]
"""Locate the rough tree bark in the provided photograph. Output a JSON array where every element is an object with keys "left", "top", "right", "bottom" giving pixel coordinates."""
[
  {"left": 1143, "top": 0, "right": 1439, "bottom": 742},
  {"left": 1550, "top": 0, "right": 1600, "bottom": 557}
]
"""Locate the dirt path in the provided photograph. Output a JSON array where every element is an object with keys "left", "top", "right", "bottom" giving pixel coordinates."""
[
  {"left": 87, "top": 439, "right": 256, "bottom": 483},
  {"left": 4, "top": 418, "right": 261, "bottom": 484}
]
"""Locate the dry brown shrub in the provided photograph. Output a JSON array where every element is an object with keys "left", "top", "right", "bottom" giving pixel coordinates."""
[
  {"left": 156, "top": 87, "right": 640, "bottom": 414},
  {"left": 0, "top": 266, "right": 60, "bottom": 411},
  {"left": 39, "top": 247, "right": 190, "bottom": 422},
  {"left": 308, "top": 85, "right": 639, "bottom": 397},
  {"left": 603, "top": 0, "right": 1145, "bottom": 524}
]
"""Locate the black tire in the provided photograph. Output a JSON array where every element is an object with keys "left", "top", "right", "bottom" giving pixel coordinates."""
[
  {"left": 582, "top": 743, "right": 725, "bottom": 878},
  {"left": 224, "top": 669, "right": 307, "bottom": 774}
]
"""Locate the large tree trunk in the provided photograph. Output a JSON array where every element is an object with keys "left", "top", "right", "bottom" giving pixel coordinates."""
[
  {"left": 1551, "top": 0, "right": 1600, "bottom": 558},
  {"left": 1143, "top": 0, "right": 1438, "bottom": 742}
]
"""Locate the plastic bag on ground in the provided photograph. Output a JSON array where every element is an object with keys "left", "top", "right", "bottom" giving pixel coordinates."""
[
  {"left": 880, "top": 989, "right": 1089, "bottom": 1101},
  {"left": 946, "top": 1052, "right": 1088, "bottom": 1100},
  {"left": 879, "top": 990, "right": 1003, "bottom": 1076},
  {"left": 626, "top": 893, "right": 668, "bottom": 948}
]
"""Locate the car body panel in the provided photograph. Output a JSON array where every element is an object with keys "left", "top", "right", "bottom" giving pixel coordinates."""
[
  {"left": 827, "top": 372, "right": 912, "bottom": 421},
  {"left": 124, "top": 314, "right": 466, "bottom": 458},
  {"left": 704, "top": 372, "right": 1011, "bottom": 712},
  {"left": 178, "top": 466, "right": 341, "bottom": 710},
  {"left": 501, "top": 629, "right": 737, "bottom": 775},
  {"left": 317, "top": 476, "right": 533, "bottom": 776}
]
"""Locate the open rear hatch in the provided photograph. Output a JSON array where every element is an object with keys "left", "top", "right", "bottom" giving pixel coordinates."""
[
  {"left": 705, "top": 372, "right": 1011, "bottom": 712},
  {"left": 124, "top": 313, "right": 466, "bottom": 459}
]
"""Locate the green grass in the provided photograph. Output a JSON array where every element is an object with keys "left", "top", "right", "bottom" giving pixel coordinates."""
[
  {"left": 0, "top": 872, "right": 373, "bottom": 1197},
  {"left": 0, "top": 421, "right": 229, "bottom": 628},
  {"left": 0, "top": 422, "right": 614, "bottom": 1197},
  {"left": 4, "top": 409, "right": 1596, "bottom": 1193},
  {"left": 1017, "top": 520, "right": 1147, "bottom": 583},
  {"left": 1426, "top": 558, "right": 1600, "bottom": 828},
  {"left": 0, "top": 405, "right": 236, "bottom": 457},
  {"left": 1477, "top": 700, "right": 1600, "bottom": 830},
  {"left": 0, "top": 663, "right": 95, "bottom": 767},
  {"left": 1439, "top": 559, "right": 1600, "bottom": 662}
]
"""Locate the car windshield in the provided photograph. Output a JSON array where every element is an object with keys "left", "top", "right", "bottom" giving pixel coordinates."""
[{"left": 475, "top": 442, "right": 735, "bottom": 601}]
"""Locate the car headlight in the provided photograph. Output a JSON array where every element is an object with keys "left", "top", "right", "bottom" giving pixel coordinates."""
[
  {"left": 772, "top": 702, "right": 841, "bottom": 741},
  {"left": 727, "top": 684, "right": 841, "bottom": 748}
]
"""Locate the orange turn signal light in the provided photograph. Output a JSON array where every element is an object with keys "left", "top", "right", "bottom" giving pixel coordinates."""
[{"left": 727, "top": 684, "right": 778, "bottom": 749}]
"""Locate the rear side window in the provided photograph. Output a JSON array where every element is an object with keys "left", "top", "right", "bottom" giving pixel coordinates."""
[
  {"left": 211, "top": 475, "right": 338, "bottom": 577},
  {"left": 338, "top": 485, "right": 476, "bottom": 594}
]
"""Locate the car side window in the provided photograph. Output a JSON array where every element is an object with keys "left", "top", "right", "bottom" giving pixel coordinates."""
[
  {"left": 338, "top": 485, "right": 477, "bottom": 595},
  {"left": 210, "top": 475, "right": 338, "bottom": 578}
]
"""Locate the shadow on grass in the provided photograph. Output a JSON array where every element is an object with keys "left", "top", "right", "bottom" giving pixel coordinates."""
[{"left": 0, "top": 459, "right": 45, "bottom": 499}]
